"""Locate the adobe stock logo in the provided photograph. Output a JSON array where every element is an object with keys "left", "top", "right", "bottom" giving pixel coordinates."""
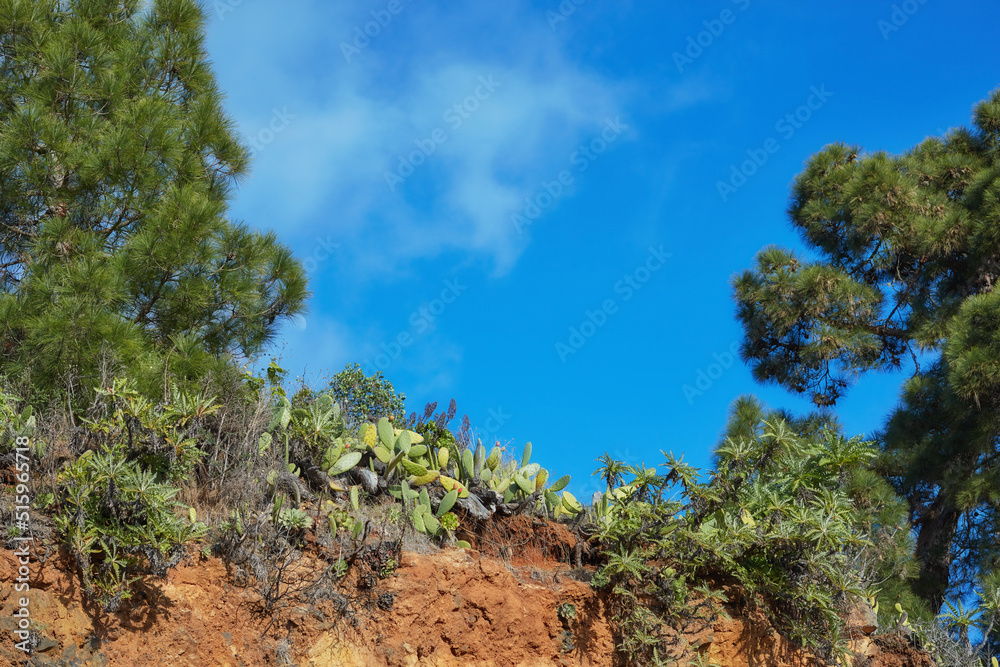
[
  {"left": 556, "top": 245, "right": 672, "bottom": 363},
  {"left": 362, "top": 278, "right": 467, "bottom": 373},
  {"left": 672, "top": 0, "right": 752, "bottom": 73},
  {"left": 546, "top": 0, "right": 587, "bottom": 30},
  {"left": 247, "top": 108, "right": 295, "bottom": 154},
  {"left": 340, "top": 0, "right": 416, "bottom": 63},
  {"left": 384, "top": 75, "right": 502, "bottom": 192},
  {"left": 213, "top": 0, "right": 243, "bottom": 20},
  {"left": 682, "top": 342, "right": 740, "bottom": 405},
  {"left": 878, "top": 0, "right": 929, "bottom": 40},
  {"left": 716, "top": 85, "right": 833, "bottom": 202},
  {"left": 512, "top": 117, "right": 629, "bottom": 235}
]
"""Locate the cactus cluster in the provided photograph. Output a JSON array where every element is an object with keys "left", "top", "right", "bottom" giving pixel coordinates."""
[
  {"left": 362, "top": 417, "right": 578, "bottom": 524},
  {"left": 262, "top": 395, "right": 577, "bottom": 546}
]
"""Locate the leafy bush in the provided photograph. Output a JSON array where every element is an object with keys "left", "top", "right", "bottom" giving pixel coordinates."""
[
  {"left": 588, "top": 396, "right": 913, "bottom": 665},
  {"left": 83, "top": 379, "right": 219, "bottom": 483},
  {"left": 906, "top": 576, "right": 1000, "bottom": 666},
  {"left": 54, "top": 444, "right": 206, "bottom": 611},
  {"left": 42, "top": 378, "right": 219, "bottom": 610},
  {"left": 327, "top": 363, "right": 405, "bottom": 427}
]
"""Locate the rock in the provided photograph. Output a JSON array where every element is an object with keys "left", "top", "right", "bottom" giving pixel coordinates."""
[
  {"left": 471, "top": 487, "right": 502, "bottom": 512},
  {"left": 349, "top": 467, "right": 379, "bottom": 494},
  {"left": 455, "top": 493, "right": 492, "bottom": 521},
  {"left": 36, "top": 635, "right": 59, "bottom": 652}
]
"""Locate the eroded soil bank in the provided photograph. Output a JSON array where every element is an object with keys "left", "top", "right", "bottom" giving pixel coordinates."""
[{"left": 0, "top": 544, "right": 932, "bottom": 666}]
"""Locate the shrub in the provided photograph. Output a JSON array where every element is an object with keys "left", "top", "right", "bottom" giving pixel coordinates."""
[
  {"left": 588, "top": 396, "right": 914, "bottom": 665},
  {"left": 327, "top": 363, "right": 405, "bottom": 427},
  {"left": 54, "top": 443, "right": 206, "bottom": 611}
]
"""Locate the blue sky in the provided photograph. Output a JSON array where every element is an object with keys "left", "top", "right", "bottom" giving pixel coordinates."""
[{"left": 205, "top": 0, "right": 1000, "bottom": 500}]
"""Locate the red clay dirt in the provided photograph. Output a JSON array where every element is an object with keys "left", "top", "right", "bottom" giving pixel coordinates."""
[{"left": 0, "top": 541, "right": 934, "bottom": 666}]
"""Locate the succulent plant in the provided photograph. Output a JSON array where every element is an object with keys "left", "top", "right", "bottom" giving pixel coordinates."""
[
  {"left": 277, "top": 507, "right": 312, "bottom": 530},
  {"left": 439, "top": 512, "right": 459, "bottom": 531}
]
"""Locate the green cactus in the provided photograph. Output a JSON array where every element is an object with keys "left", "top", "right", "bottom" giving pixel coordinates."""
[
  {"left": 474, "top": 442, "right": 485, "bottom": 476},
  {"left": 561, "top": 491, "right": 583, "bottom": 515},
  {"left": 521, "top": 441, "right": 533, "bottom": 468},
  {"left": 521, "top": 462, "right": 541, "bottom": 478},
  {"left": 385, "top": 450, "right": 406, "bottom": 479},
  {"left": 350, "top": 486, "right": 360, "bottom": 511},
  {"left": 423, "top": 511, "right": 441, "bottom": 535},
  {"left": 461, "top": 449, "right": 475, "bottom": 481},
  {"left": 327, "top": 451, "right": 362, "bottom": 476},
  {"left": 321, "top": 442, "right": 345, "bottom": 470},
  {"left": 410, "top": 471, "right": 440, "bottom": 486},
  {"left": 412, "top": 506, "right": 427, "bottom": 533},
  {"left": 514, "top": 473, "right": 533, "bottom": 495},
  {"left": 400, "top": 479, "right": 419, "bottom": 502},
  {"left": 439, "top": 475, "right": 470, "bottom": 498},
  {"left": 548, "top": 475, "right": 571, "bottom": 492},
  {"left": 400, "top": 458, "right": 428, "bottom": 477},
  {"left": 395, "top": 429, "right": 413, "bottom": 455},
  {"left": 486, "top": 446, "right": 501, "bottom": 471},
  {"left": 377, "top": 417, "right": 395, "bottom": 449},
  {"left": 437, "top": 489, "right": 459, "bottom": 517}
]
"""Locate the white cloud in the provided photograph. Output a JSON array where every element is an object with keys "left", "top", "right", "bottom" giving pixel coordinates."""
[{"left": 211, "top": 1, "right": 634, "bottom": 277}]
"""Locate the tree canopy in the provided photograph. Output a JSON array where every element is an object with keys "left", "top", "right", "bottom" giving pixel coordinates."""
[
  {"left": 734, "top": 88, "right": 1000, "bottom": 612},
  {"left": 0, "top": 0, "right": 308, "bottom": 403}
]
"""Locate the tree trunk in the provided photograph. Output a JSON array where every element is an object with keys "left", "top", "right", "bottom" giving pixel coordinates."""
[{"left": 912, "top": 491, "right": 961, "bottom": 613}]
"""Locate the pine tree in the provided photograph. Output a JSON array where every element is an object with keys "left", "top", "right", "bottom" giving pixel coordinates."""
[
  {"left": 734, "top": 88, "right": 1000, "bottom": 611},
  {"left": 0, "top": 0, "right": 307, "bottom": 403}
]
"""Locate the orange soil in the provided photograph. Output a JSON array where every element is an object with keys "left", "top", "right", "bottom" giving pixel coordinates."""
[{"left": 0, "top": 540, "right": 933, "bottom": 666}]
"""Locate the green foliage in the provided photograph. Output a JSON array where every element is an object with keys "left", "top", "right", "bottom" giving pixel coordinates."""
[
  {"left": 733, "top": 88, "right": 1000, "bottom": 612},
  {"left": 590, "top": 396, "right": 910, "bottom": 665},
  {"left": 276, "top": 507, "right": 312, "bottom": 531},
  {"left": 0, "top": 388, "right": 42, "bottom": 457},
  {"left": 327, "top": 363, "right": 405, "bottom": 427},
  {"left": 54, "top": 443, "right": 206, "bottom": 612},
  {"left": 557, "top": 602, "right": 577, "bottom": 621},
  {"left": 83, "top": 378, "right": 216, "bottom": 483},
  {"left": 0, "top": 0, "right": 308, "bottom": 407}
]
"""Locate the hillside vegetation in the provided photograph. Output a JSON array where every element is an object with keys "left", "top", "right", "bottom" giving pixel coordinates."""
[{"left": 0, "top": 1, "right": 997, "bottom": 665}]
